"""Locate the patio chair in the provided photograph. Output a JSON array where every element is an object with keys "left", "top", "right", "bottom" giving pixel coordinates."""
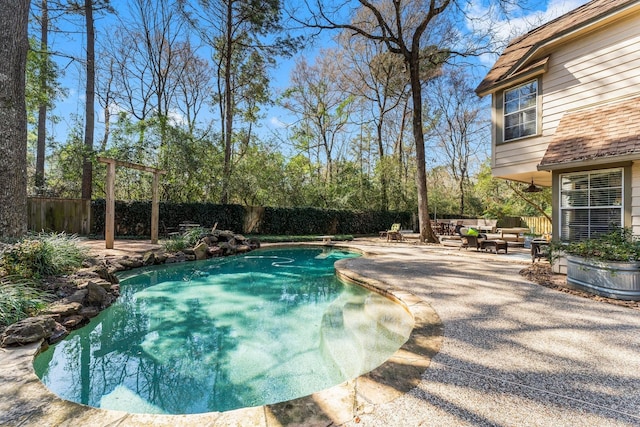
[
  {"left": 460, "top": 233, "right": 485, "bottom": 251},
  {"left": 387, "top": 223, "right": 404, "bottom": 241}
]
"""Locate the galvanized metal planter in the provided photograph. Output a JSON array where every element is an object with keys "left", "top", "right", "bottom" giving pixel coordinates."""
[{"left": 566, "top": 255, "right": 640, "bottom": 301}]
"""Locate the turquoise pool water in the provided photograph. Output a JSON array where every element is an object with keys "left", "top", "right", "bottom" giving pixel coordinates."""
[{"left": 34, "top": 247, "right": 413, "bottom": 414}]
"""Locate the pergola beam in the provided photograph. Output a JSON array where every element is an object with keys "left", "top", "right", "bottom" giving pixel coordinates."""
[{"left": 97, "top": 157, "right": 166, "bottom": 249}]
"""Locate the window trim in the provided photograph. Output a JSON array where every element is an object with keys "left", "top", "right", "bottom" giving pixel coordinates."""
[
  {"left": 559, "top": 168, "right": 624, "bottom": 241},
  {"left": 502, "top": 79, "right": 539, "bottom": 143}
]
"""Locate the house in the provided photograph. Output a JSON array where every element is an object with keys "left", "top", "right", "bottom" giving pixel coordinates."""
[{"left": 476, "top": 0, "right": 640, "bottom": 241}]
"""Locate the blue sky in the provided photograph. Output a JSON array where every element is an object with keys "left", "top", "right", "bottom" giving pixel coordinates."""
[{"left": 45, "top": 0, "right": 590, "bottom": 146}]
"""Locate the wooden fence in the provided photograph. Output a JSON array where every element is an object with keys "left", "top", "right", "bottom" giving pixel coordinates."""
[
  {"left": 27, "top": 197, "right": 91, "bottom": 235},
  {"left": 520, "top": 216, "right": 552, "bottom": 235}
]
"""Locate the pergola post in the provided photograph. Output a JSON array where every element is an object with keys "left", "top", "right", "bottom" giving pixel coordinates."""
[
  {"left": 151, "top": 172, "right": 160, "bottom": 244},
  {"left": 98, "top": 157, "right": 166, "bottom": 250},
  {"left": 104, "top": 159, "right": 116, "bottom": 249}
]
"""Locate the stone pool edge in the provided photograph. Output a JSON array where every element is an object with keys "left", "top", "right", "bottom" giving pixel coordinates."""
[{"left": 0, "top": 248, "right": 444, "bottom": 427}]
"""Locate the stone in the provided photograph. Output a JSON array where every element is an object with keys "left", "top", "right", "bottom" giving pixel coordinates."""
[
  {"left": 108, "top": 262, "right": 127, "bottom": 272},
  {"left": 193, "top": 242, "right": 208, "bottom": 260},
  {"left": 236, "top": 245, "right": 251, "bottom": 254},
  {"left": 154, "top": 253, "right": 168, "bottom": 264},
  {"left": 118, "top": 258, "right": 143, "bottom": 269},
  {"left": 142, "top": 251, "right": 156, "bottom": 266},
  {"left": 79, "top": 306, "right": 100, "bottom": 318},
  {"left": 85, "top": 281, "right": 108, "bottom": 306},
  {"left": 208, "top": 246, "right": 223, "bottom": 257},
  {"left": 61, "top": 315, "right": 87, "bottom": 329},
  {"left": 95, "top": 265, "right": 119, "bottom": 284},
  {"left": 43, "top": 301, "right": 83, "bottom": 320},
  {"left": 183, "top": 247, "right": 195, "bottom": 255},
  {"left": 65, "top": 289, "right": 88, "bottom": 304},
  {"left": 97, "top": 279, "right": 113, "bottom": 291},
  {"left": 49, "top": 322, "right": 69, "bottom": 344},
  {"left": 1, "top": 316, "right": 56, "bottom": 346}
]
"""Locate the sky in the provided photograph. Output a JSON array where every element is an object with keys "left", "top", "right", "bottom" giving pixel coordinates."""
[{"left": 43, "top": 0, "right": 590, "bottom": 147}]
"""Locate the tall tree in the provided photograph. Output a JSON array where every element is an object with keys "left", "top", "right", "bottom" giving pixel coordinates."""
[
  {"left": 0, "top": 0, "right": 30, "bottom": 238},
  {"left": 282, "top": 53, "right": 354, "bottom": 185},
  {"left": 35, "top": 0, "right": 49, "bottom": 190},
  {"left": 67, "top": 0, "right": 112, "bottom": 200},
  {"left": 180, "top": 0, "right": 300, "bottom": 204},
  {"left": 428, "top": 68, "right": 486, "bottom": 215},
  {"left": 82, "top": 0, "right": 95, "bottom": 199},
  {"left": 297, "top": 0, "right": 455, "bottom": 242}
]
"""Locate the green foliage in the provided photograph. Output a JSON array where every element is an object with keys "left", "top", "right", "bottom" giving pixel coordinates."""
[
  {"left": 0, "top": 233, "right": 88, "bottom": 279},
  {"left": 559, "top": 228, "right": 640, "bottom": 262},
  {"left": 0, "top": 276, "right": 53, "bottom": 328},
  {"left": 162, "top": 236, "right": 187, "bottom": 252}
]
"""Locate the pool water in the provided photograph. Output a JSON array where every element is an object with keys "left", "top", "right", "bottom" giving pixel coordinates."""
[{"left": 34, "top": 247, "right": 413, "bottom": 414}]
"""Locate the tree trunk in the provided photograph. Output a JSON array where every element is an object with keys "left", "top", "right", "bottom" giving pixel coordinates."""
[
  {"left": 0, "top": 0, "right": 29, "bottom": 238},
  {"left": 377, "top": 119, "right": 388, "bottom": 210},
  {"left": 220, "top": 0, "right": 233, "bottom": 204},
  {"left": 408, "top": 57, "right": 437, "bottom": 243},
  {"left": 81, "top": 0, "right": 95, "bottom": 200},
  {"left": 35, "top": 0, "right": 49, "bottom": 190}
]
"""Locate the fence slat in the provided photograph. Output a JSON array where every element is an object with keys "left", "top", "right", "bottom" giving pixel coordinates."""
[{"left": 27, "top": 198, "right": 91, "bottom": 234}]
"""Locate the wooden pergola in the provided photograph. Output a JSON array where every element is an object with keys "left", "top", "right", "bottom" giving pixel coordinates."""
[{"left": 98, "top": 157, "right": 166, "bottom": 249}]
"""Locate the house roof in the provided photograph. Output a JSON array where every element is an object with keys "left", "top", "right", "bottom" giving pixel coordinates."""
[
  {"left": 475, "top": 0, "right": 639, "bottom": 96},
  {"left": 538, "top": 97, "right": 640, "bottom": 169}
]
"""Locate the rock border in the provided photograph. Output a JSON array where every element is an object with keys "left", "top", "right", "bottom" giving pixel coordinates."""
[{"left": 1, "top": 230, "right": 259, "bottom": 348}]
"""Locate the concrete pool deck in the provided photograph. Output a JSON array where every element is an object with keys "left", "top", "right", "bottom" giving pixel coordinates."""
[{"left": 2, "top": 238, "right": 640, "bottom": 426}]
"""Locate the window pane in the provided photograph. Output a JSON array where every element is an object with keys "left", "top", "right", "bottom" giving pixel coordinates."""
[
  {"left": 503, "top": 80, "right": 537, "bottom": 142},
  {"left": 505, "top": 100, "right": 519, "bottom": 114},
  {"left": 559, "top": 169, "right": 623, "bottom": 241},
  {"left": 561, "top": 174, "right": 588, "bottom": 191},
  {"left": 561, "top": 190, "right": 588, "bottom": 207},
  {"left": 504, "top": 113, "right": 519, "bottom": 128},
  {"left": 591, "top": 189, "right": 622, "bottom": 206},
  {"left": 505, "top": 126, "right": 519, "bottom": 140}
]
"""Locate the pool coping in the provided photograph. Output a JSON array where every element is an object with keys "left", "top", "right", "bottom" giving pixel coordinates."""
[{"left": 0, "top": 246, "right": 443, "bottom": 426}]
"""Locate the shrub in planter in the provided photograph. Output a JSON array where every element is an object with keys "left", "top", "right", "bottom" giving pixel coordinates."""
[{"left": 560, "top": 229, "right": 640, "bottom": 300}]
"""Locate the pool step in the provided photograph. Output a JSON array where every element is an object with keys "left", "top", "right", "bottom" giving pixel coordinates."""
[{"left": 319, "top": 293, "right": 412, "bottom": 380}]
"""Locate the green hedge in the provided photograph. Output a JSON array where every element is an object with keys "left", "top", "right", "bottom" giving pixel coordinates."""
[{"left": 91, "top": 200, "right": 413, "bottom": 237}]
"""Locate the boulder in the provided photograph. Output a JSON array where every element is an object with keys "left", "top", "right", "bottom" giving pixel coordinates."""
[
  {"left": 95, "top": 265, "right": 119, "bottom": 284},
  {"left": 85, "top": 281, "right": 108, "bottom": 306},
  {"left": 236, "top": 244, "right": 251, "bottom": 254},
  {"left": 142, "top": 251, "right": 157, "bottom": 266},
  {"left": 110, "top": 284, "right": 120, "bottom": 296},
  {"left": 49, "top": 322, "right": 69, "bottom": 344},
  {"left": 1, "top": 316, "right": 57, "bottom": 346},
  {"left": 43, "top": 301, "right": 82, "bottom": 319},
  {"left": 207, "top": 246, "right": 223, "bottom": 257},
  {"left": 154, "top": 253, "right": 168, "bottom": 264},
  {"left": 193, "top": 242, "right": 209, "bottom": 260},
  {"left": 65, "top": 289, "right": 88, "bottom": 304},
  {"left": 61, "top": 315, "right": 87, "bottom": 329},
  {"left": 79, "top": 306, "right": 100, "bottom": 318},
  {"left": 118, "top": 258, "right": 143, "bottom": 269}
]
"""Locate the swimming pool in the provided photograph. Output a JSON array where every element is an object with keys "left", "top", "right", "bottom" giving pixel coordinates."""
[{"left": 34, "top": 247, "right": 413, "bottom": 414}]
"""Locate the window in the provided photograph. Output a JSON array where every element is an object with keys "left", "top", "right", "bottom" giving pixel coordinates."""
[
  {"left": 559, "top": 169, "right": 623, "bottom": 241},
  {"left": 503, "top": 80, "right": 538, "bottom": 141}
]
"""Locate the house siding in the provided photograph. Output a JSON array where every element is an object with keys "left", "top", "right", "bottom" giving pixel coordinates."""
[{"left": 492, "top": 12, "right": 640, "bottom": 177}]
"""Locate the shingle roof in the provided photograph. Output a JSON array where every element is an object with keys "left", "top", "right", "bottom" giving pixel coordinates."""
[
  {"left": 539, "top": 97, "right": 640, "bottom": 168},
  {"left": 475, "top": 0, "right": 638, "bottom": 95}
]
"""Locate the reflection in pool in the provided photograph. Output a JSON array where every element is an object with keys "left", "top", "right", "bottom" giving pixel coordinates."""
[{"left": 34, "top": 247, "right": 413, "bottom": 414}]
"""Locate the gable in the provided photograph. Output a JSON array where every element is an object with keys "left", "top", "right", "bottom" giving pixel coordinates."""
[{"left": 476, "top": 0, "right": 640, "bottom": 96}]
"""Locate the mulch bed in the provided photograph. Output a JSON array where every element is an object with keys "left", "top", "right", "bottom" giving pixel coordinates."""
[{"left": 519, "top": 263, "right": 640, "bottom": 311}]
